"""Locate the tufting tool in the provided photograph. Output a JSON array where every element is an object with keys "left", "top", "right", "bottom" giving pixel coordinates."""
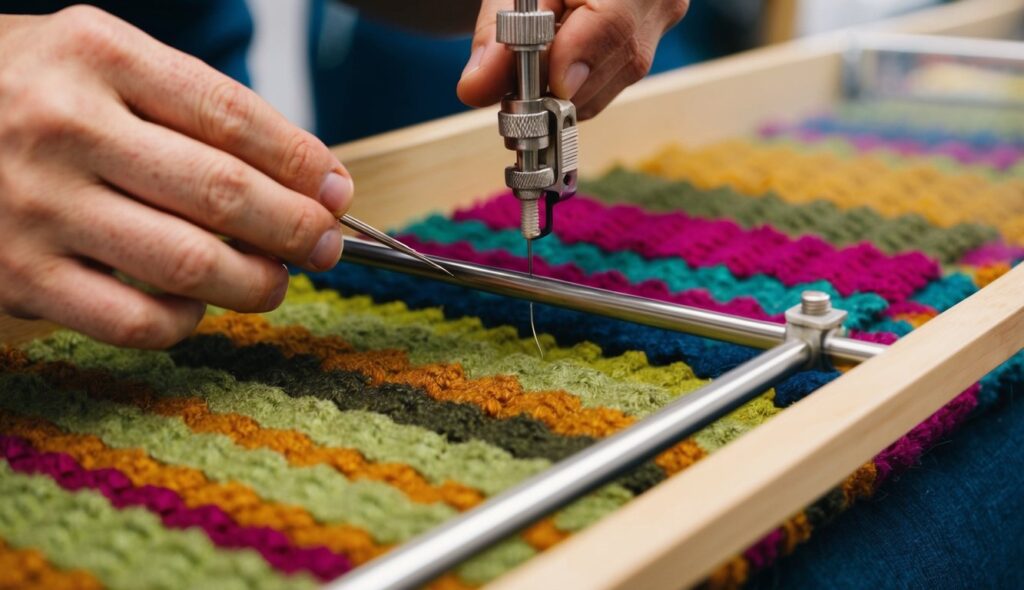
[
  {"left": 338, "top": 214, "right": 455, "bottom": 278},
  {"left": 496, "top": 0, "right": 580, "bottom": 357}
]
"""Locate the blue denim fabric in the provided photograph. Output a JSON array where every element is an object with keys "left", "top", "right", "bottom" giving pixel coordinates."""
[
  {"left": 750, "top": 395, "right": 1024, "bottom": 589},
  {"left": 0, "top": 0, "right": 253, "bottom": 86}
]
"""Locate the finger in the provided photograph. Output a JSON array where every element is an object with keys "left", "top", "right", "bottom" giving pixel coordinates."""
[
  {"left": 81, "top": 12, "right": 351, "bottom": 205},
  {"left": 569, "top": 15, "right": 667, "bottom": 110},
  {"left": 548, "top": 1, "right": 655, "bottom": 101},
  {"left": 58, "top": 184, "right": 292, "bottom": 313},
  {"left": 89, "top": 115, "right": 344, "bottom": 271},
  {"left": 20, "top": 257, "right": 205, "bottom": 349},
  {"left": 574, "top": 64, "right": 643, "bottom": 121},
  {"left": 457, "top": 0, "right": 562, "bottom": 107}
]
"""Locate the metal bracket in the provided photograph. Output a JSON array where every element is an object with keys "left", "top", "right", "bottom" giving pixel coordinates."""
[{"left": 785, "top": 291, "right": 848, "bottom": 370}]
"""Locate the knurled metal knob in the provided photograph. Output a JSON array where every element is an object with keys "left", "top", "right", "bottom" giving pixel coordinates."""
[
  {"left": 498, "top": 111, "right": 549, "bottom": 139},
  {"left": 505, "top": 166, "right": 555, "bottom": 190},
  {"left": 496, "top": 10, "right": 555, "bottom": 47},
  {"left": 800, "top": 291, "right": 832, "bottom": 315}
]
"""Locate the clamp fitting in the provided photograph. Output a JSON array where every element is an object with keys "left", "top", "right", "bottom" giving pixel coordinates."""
[{"left": 785, "top": 291, "right": 848, "bottom": 369}]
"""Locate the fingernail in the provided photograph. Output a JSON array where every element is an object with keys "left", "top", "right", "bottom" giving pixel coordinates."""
[
  {"left": 319, "top": 172, "right": 355, "bottom": 216},
  {"left": 265, "top": 272, "right": 289, "bottom": 309},
  {"left": 309, "top": 227, "right": 343, "bottom": 270},
  {"left": 462, "top": 45, "right": 486, "bottom": 78},
  {"left": 562, "top": 62, "right": 590, "bottom": 98}
]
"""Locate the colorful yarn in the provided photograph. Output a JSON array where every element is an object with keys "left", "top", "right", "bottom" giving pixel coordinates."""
[
  {"left": 0, "top": 459, "right": 315, "bottom": 590},
  {"left": 0, "top": 433, "right": 351, "bottom": 581},
  {"left": 581, "top": 168, "right": 997, "bottom": 264},
  {"left": 4, "top": 96, "right": 1023, "bottom": 588},
  {"left": 402, "top": 215, "right": 889, "bottom": 323},
  {"left": 639, "top": 140, "right": 1024, "bottom": 243},
  {"left": 0, "top": 537, "right": 102, "bottom": 590}
]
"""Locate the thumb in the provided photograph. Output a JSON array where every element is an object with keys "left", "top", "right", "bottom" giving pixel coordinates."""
[{"left": 457, "top": 0, "right": 564, "bottom": 108}]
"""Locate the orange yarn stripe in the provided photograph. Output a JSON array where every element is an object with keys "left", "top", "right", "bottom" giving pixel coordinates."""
[
  {"left": 1, "top": 349, "right": 567, "bottom": 556},
  {"left": 0, "top": 410, "right": 388, "bottom": 565},
  {"left": 0, "top": 347, "right": 481, "bottom": 512},
  {"left": 198, "top": 314, "right": 707, "bottom": 475},
  {"left": 0, "top": 538, "right": 103, "bottom": 590}
]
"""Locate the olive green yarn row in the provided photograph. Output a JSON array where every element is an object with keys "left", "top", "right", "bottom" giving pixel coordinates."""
[
  {"left": 267, "top": 279, "right": 774, "bottom": 445},
  {"left": 0, "top": 460, "right": 311, "bottom": 590},
  {"left": 21, "top": 333, "right": 633, "bottom": 530},
  {"left": 270, "top": 276, "right": 708, "bottom": 416},
  {"left": 580, "top": 168, "right": 997, "bottom": 264},
  {"left": 0, "top": 372, "right": 455, "bottom": 545},
  {"left": 170, "top": 333, "right": 666, "bottom": 495},
  {"left": 267, "top": 280, "right": 774, "bottom": 449}
]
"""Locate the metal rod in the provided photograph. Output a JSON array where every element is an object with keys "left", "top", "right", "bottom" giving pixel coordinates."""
[
  {"left": 339, "top": 215, "right": 455, "bottom": 277},
  {"left": 341, "top": 237, "right": 887, "bottom": 364},
  {"left": 327, "top": 340, "right": 812, "bottom": 590}
]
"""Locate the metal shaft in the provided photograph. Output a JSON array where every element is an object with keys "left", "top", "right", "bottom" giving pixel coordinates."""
[
  {"left": 342, "top": 237, "right": 888, "bottom": 364},
  {"left": 326, "top": 339, "right": 812, "bottom": 590}
]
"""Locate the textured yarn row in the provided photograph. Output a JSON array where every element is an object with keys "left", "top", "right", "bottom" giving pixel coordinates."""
[{"left": 1, "top": 98, "right": 1023, "bottom": 588}]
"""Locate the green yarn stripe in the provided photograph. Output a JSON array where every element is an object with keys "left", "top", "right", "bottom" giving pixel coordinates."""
[
  {"left": 0, "top": 372, "right": 457, "bottom": 545},
  {"left": 268, "top": 280, "right": 708, "bottom": 416},
  {"left": 580, "top": 168, "right": 997, "bottom": 264},
  {"left": 19, "top": 334, "right": 634, "bottom": 524},
  {"left": 0, "top": 460, "right": 312, "bottom": 590}
]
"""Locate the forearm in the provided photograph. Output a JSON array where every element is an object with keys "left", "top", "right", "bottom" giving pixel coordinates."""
[{"left": 339, "top": 0, "right": 480, "bottom": 35}]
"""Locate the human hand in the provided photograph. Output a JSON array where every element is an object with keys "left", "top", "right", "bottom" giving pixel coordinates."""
[
  {"left": 457, "top": 0, "right": 689, "bottom": 120},
  {"left": 0, "top": 6, "right": 353, "bottom": 348}
]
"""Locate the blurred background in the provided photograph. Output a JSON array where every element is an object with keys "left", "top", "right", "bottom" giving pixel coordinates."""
[{"left": 245, "top": 0, "right": 952, "bottom": 144}]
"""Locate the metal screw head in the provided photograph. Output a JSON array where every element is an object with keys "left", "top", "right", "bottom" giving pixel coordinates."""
[{"left": 801, "top": 290, "right": 832, "bottom": 315}]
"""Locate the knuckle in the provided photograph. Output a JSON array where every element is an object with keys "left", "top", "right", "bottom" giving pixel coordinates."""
[
  {"left": 2, "top": 85, "right": 90, "bottom": 148},
  {"left": 280, "top": 132, "right": 325, "bottom": 190},
  {"left": 623, "top": 37, "right": 655, "bottom": 82},
  {"left": 109, "top": 304, "right": 174, "bottom": 348},
  {"left": 198, "top": 160, "right": 249, "bottom": 228},
  {"left": 56, "top": 6, "right": 128, "bottom": 64},
  {"left": 199, "top": 81, "right": 256, "bottom": 148},
  {"left": 165, "top": 241, "right": 219, "bottom": 294},
  {"left": 664, "top": 0, "right": 690, "bottom": 25},
  {"left": 282, "top": 203, "right": 325, "bottom": 259}
]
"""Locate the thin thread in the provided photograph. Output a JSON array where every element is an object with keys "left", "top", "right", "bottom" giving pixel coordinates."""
[{"left": 527, "top": 239, "right": 544, "bottom": 359}]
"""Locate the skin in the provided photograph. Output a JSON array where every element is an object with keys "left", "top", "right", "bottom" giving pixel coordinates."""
[
  {"left": 0, "top": 1, "right": 688, "bottom": 349},
  {"left": 458, "top": 0, "right": 690, "bottom": 120},
  {"left": 0, "top": 7, "right": 352, "bottom": 348}
]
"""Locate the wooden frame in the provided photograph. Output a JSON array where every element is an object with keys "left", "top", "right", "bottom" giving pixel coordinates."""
[{"left": 2, "top": 0, "right": 1024, "bottom": 587}]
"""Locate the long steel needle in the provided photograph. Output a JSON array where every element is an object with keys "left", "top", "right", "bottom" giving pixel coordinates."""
[
  {"left": 526, "top": 239, "right": 544, "bottom": 359},
  {"left": 339, "top": 214, "right": 454, "bottom": 278}
]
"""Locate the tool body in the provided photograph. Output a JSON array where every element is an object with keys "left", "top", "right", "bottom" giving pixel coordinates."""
[
  {"left": 497, "top": 0, "right": 580, "bottom": 239},
  {"left": 497, "top": 0, "right": 580, "bottom": 356}
]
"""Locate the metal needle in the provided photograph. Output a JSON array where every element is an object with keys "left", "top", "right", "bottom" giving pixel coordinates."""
[{"left": 339, "top": 214, "right": 455, "bottom": 278}]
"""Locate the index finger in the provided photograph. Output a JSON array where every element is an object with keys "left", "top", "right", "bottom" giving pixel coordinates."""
[{"left": 96, "top": 20, "right": 351, "bottom": 211}]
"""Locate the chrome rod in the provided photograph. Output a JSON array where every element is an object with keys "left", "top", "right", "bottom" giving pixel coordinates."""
[
  {"left": 341, "top": 237, "right": 887, "bottom": 363},
  {"left": 327, "top": 340, "right": 812, "bottom": 590}
]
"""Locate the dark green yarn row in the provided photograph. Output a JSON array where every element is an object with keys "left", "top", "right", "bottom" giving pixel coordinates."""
[
  {"left": 170, "top": 335, "right": 667, "bottom": 495},
  {"left": 581, "top": 168, "right": 997, "bottom": 264}
]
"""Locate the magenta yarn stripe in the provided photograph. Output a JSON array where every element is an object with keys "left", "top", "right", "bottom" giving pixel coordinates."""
[
  {"left": 396, "top": 235, "right": 897, "bottom": 344},
  {"left": 872, "top": 384, "right": 980, "bottom": 486},
  {"left": 452, "top": 193, "right": 941, "bottom": 303},
  {"left": 0, "top": 434, "right": 351, "bottom": 581},
  {"left": 740, "top": 383, "right": 980, "bottom": 571},
  {"left": 960, "top": 242, "right": 1024, "bottom": 266}
]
